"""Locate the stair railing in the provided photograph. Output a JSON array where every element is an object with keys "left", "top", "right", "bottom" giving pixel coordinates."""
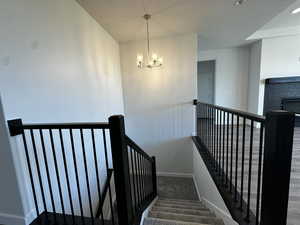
[
  {"left": 109, "top": 115, "right": 157, "bottom": 225},
  {"left": 193, "top": 100, "right": 294, "bottom": 225},
  {"left": 7, "top": 115, "right": 157, "bottom": 225},
  {"left": 8, "top": 119, "right": 114, "bottom": 225}
]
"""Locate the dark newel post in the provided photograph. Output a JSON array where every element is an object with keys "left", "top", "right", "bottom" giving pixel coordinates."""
[
  {"left": 151, "top": 156, "right": 157, "bottom": 197},
  {"left": 109, "top": 115, "right": 133, "bottom": 225},
  {"left": 260, "top": 111, "right": 295, "bottom": 225},
  {"left": 7, "top": 119, "right": 23, "bottom": 136}
]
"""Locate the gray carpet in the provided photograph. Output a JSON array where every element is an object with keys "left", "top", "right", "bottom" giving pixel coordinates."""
[
  {"left": 144, "top": 198, "right": 224, "bottom": 225},
  {"left": 157, "top": 176, "right": 199, "bottom": 201}
]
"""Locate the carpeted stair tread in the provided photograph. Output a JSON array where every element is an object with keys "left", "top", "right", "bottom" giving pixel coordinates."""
[
  {"left": 149, "top": 211, "right": 222, "bottom": 224},
  {"left": 151, "top": 206, "right": 212, "bottom": 216},
  {"left": 144, "top": 217, "right": 212, "bottom": 225},
  {"left": 158, "top": 198, "right": 202, "bottom": 204},
  {"left": 156, "top": 200, "right": 205, "bottom": 208},
  {"left": 155, "top": 202, "right": 207, "bottom": 210}
]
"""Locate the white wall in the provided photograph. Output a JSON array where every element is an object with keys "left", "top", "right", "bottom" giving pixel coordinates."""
[
  {"left": 260, "top": 35, "right": 300, "bottom": 78},
  {"left": 247, "top": 41, "right": 263, "bottom": 115},
  {"left": 249, "top": 35, "right": 300, "bottom": 116},
  {"left": 198, "top": 47, "right": 250, "bottom": 111},
  {"left": 0, "top": 98, "right": 25, "bottom": 225},
  {"left": 192, "top": 144, "right": 238, "bottom": 225},
  {"left": 120, "top": 34, "right": 197, "bottom": 174},
  {"left": 0, "top": 0, "right": 124, "bottom": 224}
]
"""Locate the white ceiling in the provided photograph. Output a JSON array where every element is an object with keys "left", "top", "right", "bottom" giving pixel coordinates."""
[
  {"left": 248, "top": 0, "right": 300, "bottom": 40},
  {"left": 77, "top": 0, "right": 296, "bottom": 50}
]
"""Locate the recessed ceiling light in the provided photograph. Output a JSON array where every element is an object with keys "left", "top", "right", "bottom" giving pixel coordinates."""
[
  {"left": 291, "top": 8, "right": 300, "bottom": 14},
  {"left": 234, "top": 0, "right": 247, "bottom": 6}
]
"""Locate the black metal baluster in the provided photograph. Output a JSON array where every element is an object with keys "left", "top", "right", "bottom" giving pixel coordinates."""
[
  {"left": 214, "top": 109, "right": 219, "bottom": 172},
  {"left": 102, "top": 129, "right": 115, "bottom": 225},
  {"left": 69, "top": 129, "right": 84, "bottom": 220},
  {"left": 134, "top": 151, "right": 142, "bottom": 208},
  {"left": 138, "top": 152, "right": 143, "bottom": 207},
  {"left": 226, "top": 112, "right": 229, "bottom": 187},
  {"left": 130, "top": 148, "right": 138, "bottom": 213},
  {"left": 240, "top": 117, "right": 246, "bottom": 210},
  {"left": 230, "top": 113, "right": 234, "bottom": 193},
  {"left": 255, "top": 123, "right": 264, "bottom": 225},
  {"left": 222, "top": 111, "right": 225, "bottom": 184},
  {"left": 140, "top": 154, "right": 145, "bottom": 201},
  {"left": 80, "top": 129, "right": 94, "bottom": 222},
  {"left": 140, "top": 155, "right": 144, "bottom": 202},
  {"left": 58, "top": 129, "right": 75, "bottom": 220},
  {"left": 202, "top": 104, "right": 204, "bottom": 141},
  {"left": 210, "top": 107, "right": 213, "bottom": 160},
  {"left": 204, "top": 105, "right": 209, "bottom": 147},
  {"left": 22, "top": 131, "right": 40, "bottom": 217},
  {"left": 213, "top": 107, "right": 216, "bottom": 166},
  {"left": 216, "top": 109, "right": 219, "bottom": 173},
  {"left": 91, "top": 129, "right": 105, "bottom": 223},
  {"left": 246, "top": 120, "right": 254, "bottom": 221},
  {"left": 235, "top": 116, "right": 240, "bottom": 202},
  {"left": 39, "top": 129, "right": 56, "bottom": 215},
  {"left": 210, "top": 107, "right": 212, "bottom": 154},
  {"left": 134, "top": 150, "right": 141, "bottom": 209},
  {"left": 49, "top": 129, "right": 66, "bottom": 222},
  {"left": 143, "top": 157, "right": 147, "bottom": 199},
  {"left": 219, "top": 109, "right": 222, "bottom": 176},
  {"left": 30, "top": 129, "right": 47, "bottom": 213},
  {"left": 126, "top": 147, "right": 135, "bottom": 215}
]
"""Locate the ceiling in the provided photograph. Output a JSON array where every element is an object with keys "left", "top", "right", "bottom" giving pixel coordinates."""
[
  {"left": 77, "top": 0, "right": 296, "bottom": 50},
  {"left": 248, "top": 0, "right": 300, "bottom": 40}
]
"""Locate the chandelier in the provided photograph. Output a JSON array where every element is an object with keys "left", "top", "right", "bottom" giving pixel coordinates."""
[{"left": 137, "top": 14, "right": 163, "bottom": 68}]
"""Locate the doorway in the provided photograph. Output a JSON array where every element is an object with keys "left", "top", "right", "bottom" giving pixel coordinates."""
[
  {"left": 197, "top": 60, "right": 215, "bottom": 119},
  {"left": 197, "top": 60, "right": 215, "bottom": 104}
]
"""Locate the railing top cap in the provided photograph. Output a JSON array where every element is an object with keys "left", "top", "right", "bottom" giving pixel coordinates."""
[{"left": 195, "top": 100, "right": 266, "bottom": 122}]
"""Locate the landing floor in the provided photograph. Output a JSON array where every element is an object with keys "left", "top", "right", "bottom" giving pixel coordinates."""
[{"left": 157, "top": 176, "right": 199, "bottom": 201}]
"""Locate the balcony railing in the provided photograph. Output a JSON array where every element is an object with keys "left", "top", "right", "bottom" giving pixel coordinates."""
[{"left": 193, "top": 100, "right": 295, "bottom": 225}]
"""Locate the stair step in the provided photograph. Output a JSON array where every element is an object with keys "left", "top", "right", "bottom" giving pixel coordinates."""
[
  {"left": 158, "top": 198, "right": 201, "bottom": 204},
  {"left": 155, "top": 202, "right": 207, "bottom": 210},
  {"left": 157, "top": 200, "right": 204, "bottom": 208},
  {"left": 149, "top": 211, "right": 223, "bottom": 224},
  {"left": 151, "top": 206, "right": 212, "bottom": 217},
  {"left": 144, "top": 217, "right": 211, "bottom": 225}
]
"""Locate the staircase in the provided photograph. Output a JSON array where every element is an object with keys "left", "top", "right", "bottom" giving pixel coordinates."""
[{"left": 144, "top": 198, "right": 224, "bottom": 225}]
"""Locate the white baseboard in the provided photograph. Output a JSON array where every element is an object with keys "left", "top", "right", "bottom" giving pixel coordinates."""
[
  {"left": 192, "top": 175, "right": 201, "bottom": 200},
  {"left": 0, "top": 212, "right": 28, "bottom": 225},
  {"left": 201, "top": 198, "right": 238, "bottom": 225},
  {"left": 157, "top": 172, "right": 193, "bottom": 178}
]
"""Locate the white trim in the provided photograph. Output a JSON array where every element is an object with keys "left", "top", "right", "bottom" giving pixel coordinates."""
[
  {"left": 25, "top": 209, "right": 36, "bottom": 225},
  {"left": 192, "top": 175, "right": 201, "bottom": 200},
  {"left": 139, "top": 197, "right": 158, "bottom": 225},
  {"left": 247, "top": 25, "right": 300, "bottom": 40},
  {"left": 0, "top": 212, "right": 27, "bottom": 225},
  {"left": 201, "top": 198, "right": 238, "bottom": 225},
  {"left": 157, "top": 172, "right": 193, "bottom": 178}
]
